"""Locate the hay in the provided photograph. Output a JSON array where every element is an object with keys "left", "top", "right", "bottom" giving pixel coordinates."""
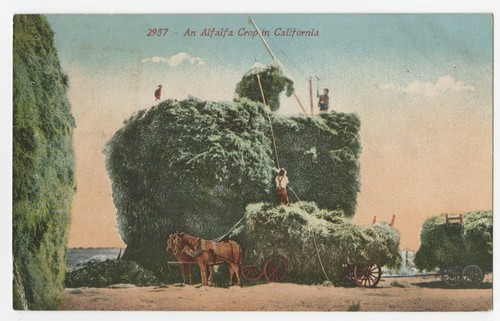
[
  {"left": 231, "top": 202, "right": 400, "bottom": 285},
  {"left": 65, "top": 260, "right": 162, "bottom": 288},
  {"left": 414, "top": 211, "right": 492, "bottom": 272},
  {"left": 104, "top": 97, "right": 361, "bottom": 275}
]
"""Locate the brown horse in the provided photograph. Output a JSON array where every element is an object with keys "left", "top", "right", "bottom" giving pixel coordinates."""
[
  {"left": 168, "top": 232, "right": 214, "bottom": 285},
  {"left": 166, "top": 233, "right": 196, "bottom": 284},
  {"left": 175, "top": 232, "right": 242, "bottom": 286}
]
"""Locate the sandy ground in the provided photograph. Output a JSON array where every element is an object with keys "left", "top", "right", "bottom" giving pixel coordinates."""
[{"left": 61, "top": 276, "right": 492, "bottom": 311}]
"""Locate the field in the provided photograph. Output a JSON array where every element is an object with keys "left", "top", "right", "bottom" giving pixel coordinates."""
[{"left": 61, "top": 275, "right": 492, "bottom": 311}]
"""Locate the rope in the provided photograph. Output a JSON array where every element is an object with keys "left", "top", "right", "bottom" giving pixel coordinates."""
[
  {"left": 210, "top": 215, "right": 247, "bottom": 243},
  {"left": 267, "top": 36, "right": 309, "bottom": 82},
  {"left": 256, "top": 74, "right": 281, "bottom": 170},
  {"left": 288, "top": 186, "right": 331, "bottom": 283},
  {"left": 250, "top": 46, "right": 330, "bottom": 282}
]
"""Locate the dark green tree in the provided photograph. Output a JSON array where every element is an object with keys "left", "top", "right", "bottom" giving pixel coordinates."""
[
  {"left": 104, "top": 97, "right": 361, "bottom": 277},
  {"left": 13, "top": 15, "right": 76, "bottom": 310},
  {"left": 235, "top": 64, "right": 294, "bottom": 111}
]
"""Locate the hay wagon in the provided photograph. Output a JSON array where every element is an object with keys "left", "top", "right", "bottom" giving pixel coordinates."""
[
  {"left": 241, "top": 215, "right": 395, "bottom": 287},
  {"left": 417, "top": 213, "right": 491, "bottom": 288},
  {"left": 434, "top": 214, "right": 489, "bottom": 288}
]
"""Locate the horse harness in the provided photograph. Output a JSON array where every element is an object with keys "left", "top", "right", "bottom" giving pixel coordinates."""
[
  {"left": 184, "top": 237, "right": 220, "bottom": 265},
  {"left": 183, "top": 237, "right": 202, "bottom": 258}
]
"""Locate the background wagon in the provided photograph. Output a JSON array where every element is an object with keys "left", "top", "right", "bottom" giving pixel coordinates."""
[{"left": 415, "top": 211, "right": 492, "bottom": 288}]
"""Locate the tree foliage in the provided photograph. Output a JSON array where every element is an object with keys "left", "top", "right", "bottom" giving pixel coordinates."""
[
  {"left": 104, "top": 97, "right": 361, "bottom": 276},
  {"left": 235, "top": 63, "right": 294, "bottom": 112},
  {"left": 230, "top": 202, "right": 401, "bottom": 285},
  {"left": 414, "top": 211, "right": 492, "bottom": 272},
  {"left": 13, "top": 15, "right": 76, "bottom": 310}
]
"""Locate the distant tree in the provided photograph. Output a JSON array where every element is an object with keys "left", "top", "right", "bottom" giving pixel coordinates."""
[
  {"left": 13, "top": 14, "right": 76, "bottom": 310},
  {"left": 235, "top": 63, "right": 294, "bottom": 112}
]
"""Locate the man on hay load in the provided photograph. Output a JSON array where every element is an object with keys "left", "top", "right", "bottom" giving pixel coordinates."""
[
  {"left": 317, "top": 88, "right": 330, "bottom": 112},
  {"left": 275, "top": 168, "right": 289, "bottom": 206}
]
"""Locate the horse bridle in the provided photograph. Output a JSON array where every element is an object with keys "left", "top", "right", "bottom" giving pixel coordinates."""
[
  {"left": 180, "top": 234, "right": 202, "bottom": 258},
  {"left": 170, "top": 234, "right": 185, "bottom": 256}
]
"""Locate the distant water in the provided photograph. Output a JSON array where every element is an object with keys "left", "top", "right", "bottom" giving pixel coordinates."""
[{"left": 66, "top": 248, "right": 123, "bottom": 271}]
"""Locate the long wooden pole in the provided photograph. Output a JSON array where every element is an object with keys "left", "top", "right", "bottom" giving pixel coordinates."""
[
  {"left": 248, "top": 17, "right": 277, "bottom": 61},
  {"left": 248, "top": 16, "right": 308, "bottom": 115},
  {"left": 293, "top": 93, "right": 308, "bottom": 115},
  {"left": 256, "top": 74, "right": 268, "bottom": 106},
  {"left": 257, "top": 74, "right": 281, "bottom": 169}
]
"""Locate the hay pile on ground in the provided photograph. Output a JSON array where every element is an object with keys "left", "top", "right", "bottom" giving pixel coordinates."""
[{"left": 65, "top": 260, "right": 162, "bottom": 288}]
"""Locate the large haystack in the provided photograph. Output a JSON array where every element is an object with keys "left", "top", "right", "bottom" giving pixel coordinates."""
[{"left": 104, "top": 97, "right": 361, "bottom": 276}]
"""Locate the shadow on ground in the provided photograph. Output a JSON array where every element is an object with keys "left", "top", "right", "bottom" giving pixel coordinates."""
[{"left": 412, "top": 280, "right": 492, "bottom": 290}]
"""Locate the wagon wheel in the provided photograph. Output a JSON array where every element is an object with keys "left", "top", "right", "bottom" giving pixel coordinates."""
[
  {"left": 441, "top": 267, "right": 462, "bottom": 287},
  {"left": 462, "top": 265, "right": 484, "bottom": 288},
  {"left": 241, "top": 265, "right": 264, "bottom": 282},
  {"left": 342, "top": 264, "right": 357, "bottom": 287},
  {"left": 263, "top": 257, "right": 288, "bottom": 282},
  {"left": 354, "top": 264, "right": 381, "bottom": 287}
]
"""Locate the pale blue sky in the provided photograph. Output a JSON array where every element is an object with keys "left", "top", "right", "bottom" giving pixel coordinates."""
[
  {"left": 47, "top": 14, "right": 492, "bottom": 117},
  {"left": 48, "top": 15, "right": 492, "bottom": 64}
]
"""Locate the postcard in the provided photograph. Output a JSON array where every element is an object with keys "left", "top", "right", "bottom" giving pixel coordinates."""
[{"left": 11, "top": 11, "right": 493, "bottom": 315}]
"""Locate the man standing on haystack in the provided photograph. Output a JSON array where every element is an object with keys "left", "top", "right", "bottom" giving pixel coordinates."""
[
  {"left": 275, "top": 168, "right": 289, "bottom": 206},
  {"left": 155, "top": 84, "right": 162, "bottom": 101},
  {"left": 317, "top": 88, "right": 330, "bottom": 112}
]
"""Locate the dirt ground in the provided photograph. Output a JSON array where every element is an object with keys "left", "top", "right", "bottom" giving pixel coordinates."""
[{"left": 61, "top": 275, "right": 493, "bottom": 311}]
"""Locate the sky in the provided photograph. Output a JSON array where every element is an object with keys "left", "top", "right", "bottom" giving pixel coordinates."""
[{"left": 45, "top": 13, "right": 493, "bottom": 250}]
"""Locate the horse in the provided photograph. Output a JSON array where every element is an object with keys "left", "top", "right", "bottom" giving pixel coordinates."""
[
  {"left": 166, "top": 233, "right": 196, "bottom": 284},
  {"left": 168, "top": 232, "right": 214, "bottom": 285},
  {"left": 175, "top": 232, "right": 242, "bottom": 287}
]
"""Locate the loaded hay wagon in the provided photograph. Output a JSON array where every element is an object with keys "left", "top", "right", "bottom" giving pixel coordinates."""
[
  {"left": 415, "top": 211, "right": 492, "bottom": 288},
  {"left": 234, "top": 203, "right": 401, "bottom": 288},
  {"left": 239, "top": 242, "right": 389, "bottom": 287},
  {"left": 166, "top": 204, "right": 401, "bottom": 288}
]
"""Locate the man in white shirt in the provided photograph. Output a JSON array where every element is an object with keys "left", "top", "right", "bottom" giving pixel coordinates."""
[{"left": 275, "top": 168, "right": 289, "bottom": 206}]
